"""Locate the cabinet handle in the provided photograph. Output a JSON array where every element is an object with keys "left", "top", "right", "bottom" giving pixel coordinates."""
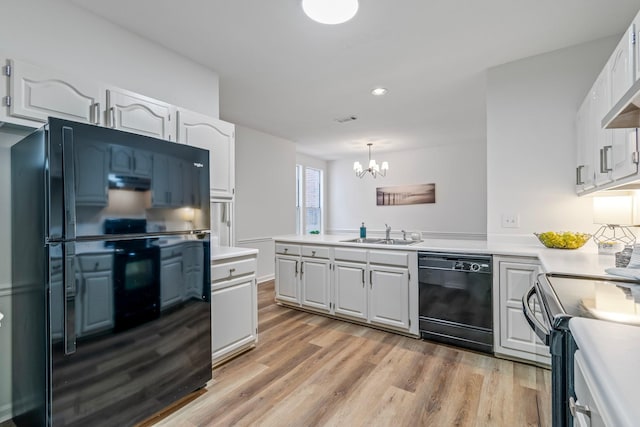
[
  {"left": 294, "top": 261, "right": 298, "bottom": 277},
  {"left": 300, "top": 261, "right": 304, "bottom": 276},
  {"left": 284, "top": 248, "right": 288, "bottom": 253},
  {"left": 600, "top": 146, "right": 612, "bottom": 173},
  {"left": 312, "top": 250, "right": 316, "bottom": 257},
  {"left": 229, "top": 267, "right": 236, "bottom": 276},
  {"left": 369, "top": 270, "right": 372, "bottom": 288},
  {"left": 569, "top": 397, "right": 591, "bottom": 419},
  {"left": 110, "top": 107, "right": 116, "bottom": 128},
  {"left": 92, "top": 102, "right": 101, "bottom": 125},
  {"left": 576, "top": 165, "right": 584, "bottom": 185},
  {"left": 361, "top": 269, "right": 365, "bottom": 287}
]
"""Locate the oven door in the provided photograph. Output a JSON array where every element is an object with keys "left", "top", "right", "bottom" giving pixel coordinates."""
[
  {"left": 113, "top": 242, "right": 161, "bottom": 330},
  {"left": 522, "top": 283, "right": 551, "bottom": 346}
]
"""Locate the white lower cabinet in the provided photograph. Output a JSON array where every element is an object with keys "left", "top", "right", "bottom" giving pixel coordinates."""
[
  {"left": 211, "top": 253, "right": 258, "bottom": 366},
  {"left": 369, "top": 265, "right": 410, "bottom": 330},
  {"left": 300, "top": 257, "right": 331, "bottom": 312},
  {"left": 275, "top": 242, "right": 418, "bottom": 336},
  {"left": 334, "top": 261, "right": 367, "bottom": 321},
  {"left": 275, "top": 254, "right": 300, "bottom": 304},
  {"left": 493, "top": 256, "right": 550, "bottom": 366}
]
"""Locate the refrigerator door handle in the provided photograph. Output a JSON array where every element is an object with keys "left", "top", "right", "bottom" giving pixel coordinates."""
[
  {"left": 64, "top": 242, "right": 77, "bottom": 355},
  {"left": 62, "top": 126, "right": 77, "bottom": 240}
]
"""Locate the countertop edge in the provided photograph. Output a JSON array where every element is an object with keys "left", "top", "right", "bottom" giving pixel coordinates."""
[{"left": 211, "top": 246, "right": 259, "bottom": 261}]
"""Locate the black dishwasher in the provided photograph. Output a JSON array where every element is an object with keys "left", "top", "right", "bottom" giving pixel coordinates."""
[{"left": 418, "top": 252, "right": 493, "bottom": 353}]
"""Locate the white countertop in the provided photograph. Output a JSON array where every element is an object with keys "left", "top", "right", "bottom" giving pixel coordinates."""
[
  {"left": 274, "top": 234, "right": 620, "bottom": 278},
  {"left": 211, "top": 246, "right": 259, "bottom": 262},
  {"left": 570, "top": 318, "right": 640, "bottom": 427}
]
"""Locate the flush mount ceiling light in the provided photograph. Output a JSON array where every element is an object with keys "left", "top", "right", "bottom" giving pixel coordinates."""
[
  {"left": 353, "top": 143, "right": 388, "bottom": 178},
  {"left": 371, "top": 87, "right": 388, "bottom": 96},
  {"left": 302, "top": 0, "right": 359, "bottom": 25}
]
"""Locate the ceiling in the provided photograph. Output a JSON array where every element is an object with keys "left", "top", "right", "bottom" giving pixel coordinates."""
[{"left": 71, "top": 0, "right": 640, "bottom": 160}]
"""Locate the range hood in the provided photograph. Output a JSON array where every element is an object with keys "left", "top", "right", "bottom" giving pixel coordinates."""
[{"left": 603, "top": 78, "right": 640, "bottom": 129}]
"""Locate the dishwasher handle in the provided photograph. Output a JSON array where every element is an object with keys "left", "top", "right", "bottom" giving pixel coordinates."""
[{"left": 522, "top": 285, "right": 550, "bottom": 346}]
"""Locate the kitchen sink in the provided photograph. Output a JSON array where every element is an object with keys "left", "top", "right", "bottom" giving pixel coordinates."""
[
  {"left": 342, "top": 238, "right": 385, "bottom": 244},
  {"left": 341, "top": 238, "right": 422, "bottom": 245}
]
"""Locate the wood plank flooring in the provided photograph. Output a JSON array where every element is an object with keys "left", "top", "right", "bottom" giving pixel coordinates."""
[{"left": 152, "top": 280, "right": 551, "bottom": 427}]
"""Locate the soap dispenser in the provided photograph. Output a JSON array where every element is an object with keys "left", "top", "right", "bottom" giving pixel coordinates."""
[{"left": 360, "top": 222, "right": 367, "bottom": 238}]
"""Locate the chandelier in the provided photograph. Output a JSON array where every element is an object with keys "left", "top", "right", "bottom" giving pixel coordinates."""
[{"left": 353, "top": 143, "right": 389, "bottom": 178}]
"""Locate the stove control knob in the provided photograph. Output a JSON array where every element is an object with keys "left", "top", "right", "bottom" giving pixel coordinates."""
[{"left": 470, "top": 263, "right": 481, "bottom": 272}]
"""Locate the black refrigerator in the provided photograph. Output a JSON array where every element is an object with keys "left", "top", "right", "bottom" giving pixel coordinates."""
[{"left": 11, "top": 118, "right": 212, "bottom": 426}]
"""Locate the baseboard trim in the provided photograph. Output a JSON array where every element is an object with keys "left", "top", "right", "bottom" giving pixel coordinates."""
[{"left": 257, "top": 274, "right": 274, "bottom": 284}]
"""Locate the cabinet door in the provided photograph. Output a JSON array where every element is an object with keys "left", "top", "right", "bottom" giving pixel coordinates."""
[
  {"left": 498, "top": 260, "right": 549, "bottom": 358},
  {"left": 5, "top": 58, "right": 104, "bottom": 126},
  {"left": 576, "top": 96, "right": 595, "bottom": 192},
  {"left": 275, "top": 255, "right": 299, "bottom": 304},
  {"left": 333, "top": 261, "right": 367, "bottom": 321},
  {"left": 300, "top": 258, "right": 331, "bottom": 312},
  {"left": 211, "top": 276, "right": 257, "bottom": 362},
  {"left": 611, "top": 129, "right": 638, "bottom": 180},
  {"left": 592, "top": 68, "right": 614, "bottom": 187},
  {"left": 107, "top": 88, "right": 175, "bottom": 141},
  {"left": 176, "top": 109, "right": 235, "bottom": 199},
  {"left": 369, "top": 265, "right": 409, "bottom": 330},
  {"left": 79, "top": 270, "right": 114, "bottom": 336},
  {"left": 133, "top": 151, "right": 153, "bottom": 178},
  {"left": 609, "top": 27, "right": 635, "bottom": 106},
  {"left": 160, "top": 256, "right": 183, "bottom": 309},
  {"left": 75, "top": 141, "right": 108, "bottom": 206}
]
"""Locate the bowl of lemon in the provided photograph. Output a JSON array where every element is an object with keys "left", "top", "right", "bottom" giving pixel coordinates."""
[{"left": 534, "top": 231, "right": 591, "bottom": 249}]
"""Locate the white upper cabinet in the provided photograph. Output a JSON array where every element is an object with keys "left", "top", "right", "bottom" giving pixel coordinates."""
[
  {"left": 2, "top": 58, "right": 104, "bottom": 126},
  {"left": 609, "top": 24, "right": 635, "bottom": 106},
  {"left": 106, "top": 87, "right": 175, "bottom": 141},
  {"left": 576, "top": 18, "right": 640, "bottom": 195},
  {"left": 177, "top": 108, "right": 235, "bottom": 200}
]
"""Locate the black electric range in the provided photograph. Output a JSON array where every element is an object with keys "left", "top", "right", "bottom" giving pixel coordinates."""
[{"left": 524, "top": 273, "right": 640, "bottom": 427}]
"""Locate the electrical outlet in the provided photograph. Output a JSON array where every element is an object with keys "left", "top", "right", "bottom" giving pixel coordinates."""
[{"left": 501, "top": 214, "right": 520, "bottom": 228}]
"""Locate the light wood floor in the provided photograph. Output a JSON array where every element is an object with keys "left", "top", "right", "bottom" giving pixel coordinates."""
[{"left": 153, "top": 280, "right": 551, "bottom": 427}]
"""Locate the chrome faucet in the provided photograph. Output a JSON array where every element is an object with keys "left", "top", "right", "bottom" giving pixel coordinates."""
[
  {"left": 401, "top": 229, "right": 407, "bottom": 240},
  {"left": 385, "top": 224, "right": 391, "bottom": 241}
]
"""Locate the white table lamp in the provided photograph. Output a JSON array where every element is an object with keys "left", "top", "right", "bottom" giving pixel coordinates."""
[{"left": 592, "top": 195, "right": 639, "bottom": 252}]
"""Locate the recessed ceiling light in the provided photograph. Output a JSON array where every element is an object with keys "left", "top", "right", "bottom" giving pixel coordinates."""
[
  {"left": 371, "top": 87, "right": 388, "bottom": 96},
  {"left": 302, "top": 0, "right": 359, "bottom": 25}
]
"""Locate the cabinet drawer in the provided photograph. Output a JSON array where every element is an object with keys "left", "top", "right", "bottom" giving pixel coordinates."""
[
  {"left": 212, "top": 258, "right": 257, "bottom": 281},
  {"left": 369, "top": 250, "right": 409, "bottom": 267},
  {"left": 78, "top": 254, "right": 113, "bottom": 272},
  {"left": 275, "top": 243, "right": 301, "bottom": 256},
  {"left": 334, "top": 247, "right": 367, "bottom": 263},
  {"left": 301, "top": 245, "right": 330, "bottom": 259}
]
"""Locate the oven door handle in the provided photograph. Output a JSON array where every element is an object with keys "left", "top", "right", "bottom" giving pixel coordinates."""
[{"left": 522, "top": 285, "right": 550, "bottom": 346}]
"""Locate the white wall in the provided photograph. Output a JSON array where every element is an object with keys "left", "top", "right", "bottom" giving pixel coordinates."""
[
  {"left": 235, "top": 126, "right": 296, "bottom": 282},
  {"left": 486, "top": 36, "right": 618, "bottom": 242},
  {"left": 327, "top": 142, "right": 487, "bottom": 239},
  {"left": 0, "top": 1, "right": 221, "bottom": 421}
]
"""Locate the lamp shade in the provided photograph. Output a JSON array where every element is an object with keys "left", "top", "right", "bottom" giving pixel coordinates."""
[{"left": 593, "top": 195, "right": 640, "bottom": 225}]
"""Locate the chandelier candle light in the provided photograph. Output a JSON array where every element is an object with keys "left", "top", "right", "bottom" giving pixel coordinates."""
[{"left": 354, "top": 143, "right": 389, "bottom": 178}]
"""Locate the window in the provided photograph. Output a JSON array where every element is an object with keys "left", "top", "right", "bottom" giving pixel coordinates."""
[{"left": 296, "top": 165, "right": 323, "bottom": 234}]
